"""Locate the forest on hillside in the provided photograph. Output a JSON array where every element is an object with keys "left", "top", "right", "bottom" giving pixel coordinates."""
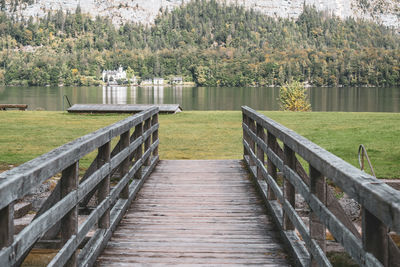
[{"left": 0, "top": 0, "right": 399, "bottom": 87}]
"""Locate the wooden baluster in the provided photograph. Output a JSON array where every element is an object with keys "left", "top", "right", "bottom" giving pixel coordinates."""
[
  {"left": 152, "top": 113, "right": 159, "bottom": 158},
  {"left": 283, "top": 144, "right": 295, "bottom": 230},
  {"left": 60, "top": 162, "right": 79, "bottom": 267},
  {"left": 0, "top": 203, "right": 14, "bottom": 249},
  {"left": 144, "top": 118, "right": 151, "bottom": 166},
  {"left": 98, "top": 142, "right": 111, "bottom": 229},
  {"left": 134, "top": 122, "right": 143, "bottom": 179},
  {"left": 242, "top": 113, "right": 249, "bottom": 158},
  {"left": 120, "top": 130, "right": 130, "bottom": 199},
  {"left": 248, "top": 118, "right": 256, "bottom": 167},
  {"left": 309, "top": 165, "right": 326, "bottom": 267},
  {"left": 256, "top": 123, "right": 265, "bottom": 180},
  {"left": 267, "top": 132, "right": 277, "bottom": 200},
  {"left": 362, "top": 208, "right": 389, "bottom": 266}
]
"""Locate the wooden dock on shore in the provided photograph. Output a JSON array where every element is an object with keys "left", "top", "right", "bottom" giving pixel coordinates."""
[
  {"left": 67, "top": 104, "right": 182, "bottom": 114},
  {"left": 0, "top": 104, "right": 28, "bottom": 110}
]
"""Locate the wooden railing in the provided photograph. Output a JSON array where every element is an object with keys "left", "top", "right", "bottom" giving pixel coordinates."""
[
  {"left": 242, "top": 106, "right": 400, "bottom": 267},
  {"left": 0, "top": 107, "right": 160, "bottom": 267}
]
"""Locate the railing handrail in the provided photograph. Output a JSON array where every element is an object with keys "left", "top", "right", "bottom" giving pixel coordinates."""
[
  {"left": 0, "top": 107, "right": 160, "bottom": 267},
  {"left": 0, "top": 107, "right": 158, "bottom": 210},
  {"left": 241, "top": 106, "right": 400, "bottom": 267},
  {"left": 242, "top": 106, "right": 400, "bottom": 232}
]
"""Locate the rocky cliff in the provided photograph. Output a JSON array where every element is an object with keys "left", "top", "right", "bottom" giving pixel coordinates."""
[{"left": 5, "top": 0, "right": 399, "bottom": 28}]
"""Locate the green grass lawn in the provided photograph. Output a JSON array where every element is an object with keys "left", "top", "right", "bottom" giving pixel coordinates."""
[{"left": 0, "top": 110, "right": 399, "bottom": 178}]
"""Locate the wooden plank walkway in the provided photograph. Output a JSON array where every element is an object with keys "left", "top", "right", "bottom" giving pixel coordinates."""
[
  {"left": 68, "top": 104, "right": 182, "bottom": 114},
  {"left": 95, "top": 160, "right": 292, "bottom": 266}
]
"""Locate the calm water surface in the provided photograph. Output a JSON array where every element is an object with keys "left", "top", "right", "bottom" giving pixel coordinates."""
[{"left": 0, "top": 86, "right": 399, "bottom": 112}]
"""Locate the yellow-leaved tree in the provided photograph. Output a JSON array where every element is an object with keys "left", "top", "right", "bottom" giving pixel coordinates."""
[{"left": 279, "top": 81, "right": 311, "bottom": 111}]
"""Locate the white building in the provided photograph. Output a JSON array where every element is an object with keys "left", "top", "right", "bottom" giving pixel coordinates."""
[
  {"left": 141, "top": 79, "right": 153, "bottom": 86},
  {"left": 171, "top": 76, "right": 183, "bottom": 85},
  {"left": 102, "top": 66, "right": 127, "bottom": 83},
  {"left": 153, "top": 77, "right": 164, "bottom": 85}
]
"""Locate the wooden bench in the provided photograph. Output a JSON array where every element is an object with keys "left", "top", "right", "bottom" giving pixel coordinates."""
[{"left": 0, "top": 104, "right": 28, "bottom": 111}]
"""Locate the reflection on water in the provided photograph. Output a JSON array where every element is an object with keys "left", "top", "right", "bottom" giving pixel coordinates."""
[{"left": 0, "top": 86, "right": 399, "bottom": 112}]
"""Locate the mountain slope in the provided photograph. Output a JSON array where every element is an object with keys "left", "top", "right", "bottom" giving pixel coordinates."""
[
  {"left": 1, "top": 0, "right": 398, "bottom": 87},
  {"left": 4, "top": 0, "right": 399, "bottom": 28}
]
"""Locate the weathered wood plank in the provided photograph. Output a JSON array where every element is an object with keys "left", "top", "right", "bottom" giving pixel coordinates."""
[
  {"left": 96, "top": 160, "right": 292, "bottom": 266},
  {"left": 362, "top": 208, "right": 388, "bottom": 266},
  {"left": 151, "top": 113, "right": 159, "bottom": 158},
  {"left": 133, "top": 121, "right": 143, "bottom": 179},
  {"left": 98, "top": 142, "right": 111, "bottom": 229},
  {"left": 283, "top": 144, "right": 295, "bottom": 231},
  {"left": 0, "top": 203, "right": 13, "bottom": 248},
  {"left": 143, "top": 118, "right": 151, "bottom": 166},
  {"left": 60, "top": 162, "right": 79, "bottom": 267},
  {"left": 309, "top": 165, "right": 327, "bottom": 267}
]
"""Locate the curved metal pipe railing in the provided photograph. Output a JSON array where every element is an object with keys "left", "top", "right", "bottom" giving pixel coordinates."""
[{"left": 358, "top": 144, "right": 376, "bottom": 178}]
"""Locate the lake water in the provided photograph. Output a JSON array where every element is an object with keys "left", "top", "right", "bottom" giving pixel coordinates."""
[{"left": 0, "top": 86, "right": 399, "bottom": 112}]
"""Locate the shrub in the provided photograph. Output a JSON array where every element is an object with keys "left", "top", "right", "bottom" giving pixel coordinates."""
[{"left": 279, "top": 81, "right": 311, "bottom": 111}]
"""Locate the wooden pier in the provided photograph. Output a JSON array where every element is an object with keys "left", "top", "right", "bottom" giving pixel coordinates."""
[
  {"left": 96, "top": 160, "right": 291, "bottom": 266},
  {"left": 67, "top": 104, "right": 182, "bottom": 114},
  {"left": 0, "top": 106, "right": 399, "bottom": 267}
]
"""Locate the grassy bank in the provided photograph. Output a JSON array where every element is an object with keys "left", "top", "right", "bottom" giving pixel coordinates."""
[{"left": 0, "top": 111, "right": 399, "bottom": 178}]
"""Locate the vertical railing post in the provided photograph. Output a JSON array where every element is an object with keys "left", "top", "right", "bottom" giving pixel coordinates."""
[
  {"left": 120, "top": 130, "right": 130, "bottom": 199},
  {"left": 256, "top": 123, "right": 265, "bottom": 180},
  {"left": 143, "top": 118, "right": 151, "bottom": 166},
  {"left": 362, "top": 208, "right": 389, "bottom": 266},
  {"left": 242, "top": 112, "right": 249, "bottom": 159},
  {"left": 152, "top": 113, "right": 159, "bottom": 158},
  {"left": 134, "top": 121, "right": 143, "bottom": 179},
  {"left": 0, "top": 203, "right": 14, "bottom": 249},
  {"left": 60, "top": 161, "right": 79, "bottom": 267},
  {"left": 98, "top": 142, "right": 111, "bottom": 229},
  {"left": 248, "top": 117, "right": 256, "bottom": 167},
  {"left": 283, "top": 144, "right": 295, "bottom": 230},
  {"left": 267, "top": 132, "right": 277, "bottom": 200},
  {"left": 309, "top": 165, "right": 326, "bottom": 266}
]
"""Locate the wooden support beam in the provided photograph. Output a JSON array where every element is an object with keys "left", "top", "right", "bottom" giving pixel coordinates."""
[
  {"left": 98, "top": 142, "right": 111, "bottom": 229},
  {"left": 309, "top": 165, "right": 326, "bottom": 267},
  {"left": 283, "top": 144, "right": 295, "bottom": 231},
  {"left": 119, "top": 131, "right": 130, "bottom": 199},
  {"left": 0, "top": 203, "right": 13, "bottom": 249},
  {"left": 248, "top": 118, "right": 256, "bottom": 167},
  {"left": 267, "top": 132, "right": 277, "bottom": 201},
  {"left": 143, "top": 118, "right": 151, "bottom": 166},
  {"left": 151, "top": 114, "right": 159, "bottom": 158},
  {"left": 60, "top": 162, "right": 79, "bottom": 267},
  {"left": 363, "top": 208, "right": 388, "bottom": 266},
  {"left": 256, "top": 123, "right": 265, "bottom": 180},
  {"left": 242, "top": 113, "right": 249, "bottom": 158},
  {"left": 134, "top": 122, "right": 143, "bottom": 179}
]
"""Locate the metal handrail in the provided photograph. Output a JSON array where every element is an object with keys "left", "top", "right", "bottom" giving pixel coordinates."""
[
  {"left": 358, "top": 144, "right": 376, "bottom": 178},
  {"left": 62, "top": 95, "right": 72, "bottom": 111}
]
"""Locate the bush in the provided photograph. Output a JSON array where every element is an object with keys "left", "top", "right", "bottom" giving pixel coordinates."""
[{"left": 279, "top": 81, "right": 311, "bottom": 111}]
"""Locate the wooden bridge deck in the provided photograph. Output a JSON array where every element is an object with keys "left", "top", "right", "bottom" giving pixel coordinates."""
[{"left": 95, "top": 160, "right": 292, "bottom": 266}]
